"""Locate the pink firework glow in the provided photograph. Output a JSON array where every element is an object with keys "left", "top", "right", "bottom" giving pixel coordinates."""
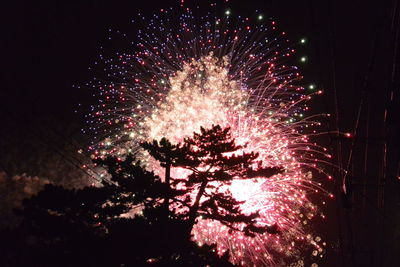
[{"left": 86, "top": 7, "right": 330, "bottom": 266}]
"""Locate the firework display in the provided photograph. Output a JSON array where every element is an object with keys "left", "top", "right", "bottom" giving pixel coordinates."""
[{"left": 86, "top": 7, "right": 330, "bottom": 266}]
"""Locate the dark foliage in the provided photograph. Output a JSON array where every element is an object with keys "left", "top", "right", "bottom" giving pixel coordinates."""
[
  {"left": 142, "top": 125, "right": 283, "bottom": 237},
  {"left": 1, "top": 125, "right": 283, "bottom": 267}
]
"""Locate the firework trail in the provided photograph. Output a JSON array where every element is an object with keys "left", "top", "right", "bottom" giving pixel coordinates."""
[{"left": 86, "top": 6, "right": 330, "bottom": 266}]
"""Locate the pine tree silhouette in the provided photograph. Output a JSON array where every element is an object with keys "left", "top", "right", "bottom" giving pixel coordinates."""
[
  {"left": 142, "top": 125, "right": 283, "bottom": 238},
  {"left": 4, "top": 125, "right": 283, "bottom": 266}
]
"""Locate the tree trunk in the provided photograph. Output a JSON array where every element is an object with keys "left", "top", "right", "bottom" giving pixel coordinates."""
[
  {"left": 185, "top": 181, "right": 207, "bottom": 238},
  {"left": 163, "top": 162, "right": 171, "bottom": 216}
]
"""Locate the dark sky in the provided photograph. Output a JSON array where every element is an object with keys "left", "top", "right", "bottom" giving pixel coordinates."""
[
  {"left": 2, "top": 0, "right": 399, "bottom": 265},
  {"left": 2, "top": 0, "right": 385, "bottom": 127},
  {"left": 2, "top": 0, "right": 391, "bottom": 175}
]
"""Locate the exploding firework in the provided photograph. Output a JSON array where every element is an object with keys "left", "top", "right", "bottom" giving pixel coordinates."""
[{"left": 85, "top": 6, "right": 330, "bottom": 266}]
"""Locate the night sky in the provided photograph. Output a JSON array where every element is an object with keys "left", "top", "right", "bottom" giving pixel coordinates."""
[
  {"left": 2, "top": 0, "right": 385, "bottom": 128},
  {"left": 2, "top": 0, "right": 399, "bottom": 266}
]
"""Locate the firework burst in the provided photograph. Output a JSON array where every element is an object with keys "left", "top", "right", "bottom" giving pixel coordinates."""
[{"left": 86, "top": 7, "right": 330, "bottom": 266}]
